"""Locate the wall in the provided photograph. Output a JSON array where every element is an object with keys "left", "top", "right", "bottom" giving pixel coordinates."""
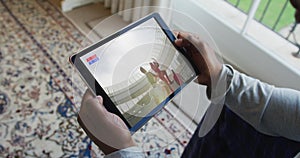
[{"left": 62, "top": 0, "right": 102, "bottom": 12}]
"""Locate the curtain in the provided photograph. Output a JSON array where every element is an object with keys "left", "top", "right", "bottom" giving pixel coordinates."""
[{"left": 102, "top": 0, "right": 171, "bottom": 22}]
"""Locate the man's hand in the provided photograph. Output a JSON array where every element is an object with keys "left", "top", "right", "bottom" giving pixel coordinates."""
[
  {"left": 78, "top": 90, "right": 136, "bottom": 155},
  {"left": 174, "top": 31, "right": 223, "bottom": 96}
]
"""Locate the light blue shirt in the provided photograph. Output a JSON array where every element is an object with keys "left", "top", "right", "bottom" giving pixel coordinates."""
[{"left": 104, "top": 146, "right": 144, "bottom": 158}]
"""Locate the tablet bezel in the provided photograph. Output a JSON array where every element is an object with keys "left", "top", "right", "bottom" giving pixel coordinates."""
[{"left": 70, "top": 12, "right": 199, "bottom": 132}]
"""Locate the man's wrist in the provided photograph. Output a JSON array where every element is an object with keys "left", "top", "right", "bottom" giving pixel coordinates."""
[
  {"left": 104, "top": 146, "right": 144, "bottom": 158},
  {"left": 207, "top": 64, "right": 234, "bottom": 100}
]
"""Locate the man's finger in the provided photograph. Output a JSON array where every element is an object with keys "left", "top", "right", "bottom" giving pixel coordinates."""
[
  {"left": 96, "top": 96, "right": 103, "bottom": 104},
  {"left": 177, "top": 31, "right": 192, "bottom": 40},
  {"left": 82, "top": 89, "right": 94, "bottom": 101},
  {"left": 174, "top": 38, "right": 183, "bottom": 46},
  {"left": 177, "top": 32, "right": 200, "bottom": 44},
  {"left": 173, "top": 30, "right": 179, "bottom": 37}
]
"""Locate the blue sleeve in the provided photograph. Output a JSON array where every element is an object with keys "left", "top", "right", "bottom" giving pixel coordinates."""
[
  {"left": 104, "top": 146, "right": 145, "bottom": 158},
  {"left": 262, "top": 87, "right": 300, "bottom": 141},
  {"left": 224, "top": 65, "right": 300, "bottom": 142}
]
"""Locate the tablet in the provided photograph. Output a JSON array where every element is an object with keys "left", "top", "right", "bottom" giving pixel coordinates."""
[{"left": 70, "top": 12, "right": 199, "bottom": 132}]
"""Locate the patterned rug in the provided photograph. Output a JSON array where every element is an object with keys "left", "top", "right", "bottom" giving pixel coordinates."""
[{"left": 0, "top": 0, "right": 192, "bottom": 157}]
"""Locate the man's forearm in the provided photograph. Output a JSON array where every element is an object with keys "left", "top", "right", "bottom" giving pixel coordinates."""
[{"left": 224, "top": 65, "right": 300, "bottom": 141}]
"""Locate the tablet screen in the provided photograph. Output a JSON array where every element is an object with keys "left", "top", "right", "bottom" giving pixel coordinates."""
[{"left": 75, "top": 14, "right": 196, "bottom": 131}]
